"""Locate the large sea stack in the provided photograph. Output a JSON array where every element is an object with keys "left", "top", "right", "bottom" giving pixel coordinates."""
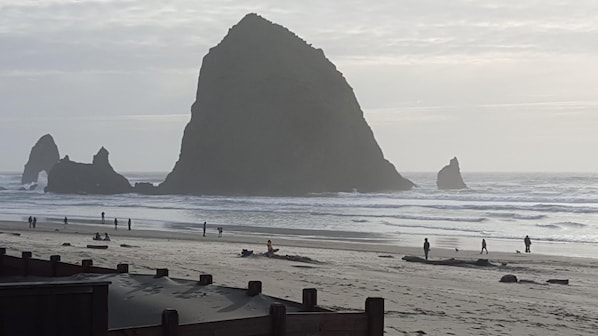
[
  {"left": 45, "top": 147, "right": 132, "bottom": 194},
  {"left": 159, "top": 13, "right": 414, "bottom": 195},
  {"left": 437, "top": 157, "right": 468, "bottom": 190},
  {"left": 21, "top": 134, "right": 60, "bottom": 185}
]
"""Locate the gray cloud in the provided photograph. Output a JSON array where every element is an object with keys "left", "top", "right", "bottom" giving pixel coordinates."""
[{"left": 1, "top": 0, "right": 597, "bottom": 172}]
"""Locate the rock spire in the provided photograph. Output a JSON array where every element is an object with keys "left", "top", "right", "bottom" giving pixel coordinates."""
[{"left": 437, "top": 157, "right": 468, "bottom": 190}]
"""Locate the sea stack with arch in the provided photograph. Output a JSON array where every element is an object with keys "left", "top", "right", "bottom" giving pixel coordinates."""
[{"left": 21, "top": 134, "right": 60, "bottom": 186}]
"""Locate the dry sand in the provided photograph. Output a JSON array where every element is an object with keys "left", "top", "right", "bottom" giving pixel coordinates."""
[{"left": 1, "top": 220, "right": 597, "bottom": 335}]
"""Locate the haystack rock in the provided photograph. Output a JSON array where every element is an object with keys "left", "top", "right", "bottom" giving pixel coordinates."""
[
  {"left": 437, "top": 157, "right": 468, "bottom": 190},
  {"left": 21, "top": 134, "right": 60, "bottom": 185},
  {"left": 45, "top": 147, "right": 132, "bottom": 194},
  {"left": 159, "top": 13, "right": 414, "bottom": 195}
]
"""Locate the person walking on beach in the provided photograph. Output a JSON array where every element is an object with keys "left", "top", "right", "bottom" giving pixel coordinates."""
[
  {"left": 128, "top": 218, "right": 131, "bottom": 231},
  {"left": 480, "top": 238, "right": 488, "bottom": 254},
  {"left": 64, "top": 216, "right": 68, "bottom": 225},
  {"left": 423, "top": 238, "right": 430, "bottom": 260},
  {"left": 114, "top": 218, "right": 118, "bottom": 230},
  {"left": 32, "top": 217, "right": 37, "bottom": 228},
  {"left": 217, "top": 227, "right": 223, "bottom": 238},
  {"left": 524, "top": 235, "right": 532, "bottom": 253},
  {"left": 203, "top": 221, "right": 207, "bottom": 237},
  {"left": 28, "top": 216, "right": 33, "bottom": 228},
  {"left": 101, "top": 211, "right": 105, "bottom": 224}
]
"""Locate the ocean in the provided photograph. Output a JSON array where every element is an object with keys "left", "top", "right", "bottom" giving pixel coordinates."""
[{"left": 1, "top": 171, "right": 597, "bottom": 258}]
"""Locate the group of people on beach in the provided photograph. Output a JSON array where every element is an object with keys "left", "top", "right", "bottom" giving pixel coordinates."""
[
  {"left": 27, "top": 216, "right": 37, "bottom": 228},
  {"left": 101, "top": 211, "right": 132, "bottom": 230},
  {"left": 28, "top": 213, "right": 133, "bottom": 231},
  {"left": 93, "top": 232, "right": 111, "bottom": 241},
  {"left": 423, "top": 235, "right": 533, "bottom": 260}
]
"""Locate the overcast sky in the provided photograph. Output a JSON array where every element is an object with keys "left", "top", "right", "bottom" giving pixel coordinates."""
[{"left": 1, "top": 0, "right": 597, "bottom": 174}]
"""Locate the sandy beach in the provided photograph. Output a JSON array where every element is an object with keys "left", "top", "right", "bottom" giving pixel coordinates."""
[{"left": 1, "top": 219, "right": 597, "bottom": 335}]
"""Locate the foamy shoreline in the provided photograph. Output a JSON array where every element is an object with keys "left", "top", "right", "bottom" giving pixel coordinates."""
[{"left": 2, "top": 219, "right": 598, "bottom": 335}]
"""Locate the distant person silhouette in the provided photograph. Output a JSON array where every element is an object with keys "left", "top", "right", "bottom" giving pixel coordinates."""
[
  {"left": 203, "top": 221, "right": 207, "bottom": 237},
  {"left": 217, "top": 227, "right": 223, "bottom": 238},
  {"left": 101, "top": 211, "right": 105, "bottom": 224},
  {"left": 423, "top": 238, "right": 430, "bottom": 260},
  {"left": 480, "top": 239, "right": 488, "bottom": 254},
  {"left": 524, "top": 235, "right": 532, "bottom": 253},
  {"left": 32, "top": 217, "right": 37, "bottom": 228},
  {"left": 266, "top": 239, "right": 279, "bottom": 257},
  {"left": 114, "top": 218, "right": 118, "bottom": 230},
  {"left": 28, "top": 216, "right": 32, "bottom": 228},
  {"left": 64, "top": 216, "right": 68, "bottom": 225},
  {"left": 128, "top": 218, "right": 131, "bottom": 231}
]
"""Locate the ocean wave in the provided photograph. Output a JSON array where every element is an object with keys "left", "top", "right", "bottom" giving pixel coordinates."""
[
  {"left": 381, "top": 221, "right": 484, "bottom": 234},
  {"left": 309, "top": 211, "right": 486, "bottom": 223},
  {"left": 536, "top": 224, "right": 561, "bottom": 229},
  {"left": 536, "top": 222, "right": 587, "bottom": 230},
  {"left": 557, "top": 221, "right": 587, "bottom": 228},
  {"left": 485, "top": 212, "right": 546, "bottom": 220}
]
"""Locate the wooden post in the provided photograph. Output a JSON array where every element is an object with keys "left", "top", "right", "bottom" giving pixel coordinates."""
[
  {"left": 22, "top": 251, "right": 32, "bottom": 276},
  {"left": 50, "top": 255, "right": 61, "bottom": 276},
  {"left": 82, "top": 259, "right": 93, "bottom": 272},
  {"left": 161, "top": 309, "right": 179, "bottom": 336},
  {"left": 199, "top": 274, "right": 213, "bottom": 285},
  {"left": 270, "top": 303, "right": 286, "bottom": 336},
  {"left": 117, "top": 263, "right": 129, "bottom": 273},
  {"left": 247, "top": 280, "right": 262, "bottom": 296},
  {"left": 0, "top": 247, "right": 5, "bottom": 276},
  {"left": 302, "top": 288, "right": 318, "bottom": 311},
  {"left": 91, "top": 284, "right": 109, "bottom": 336},
  {"left": 156, "top": 268, "right": 169, "bottom": 277},
  {"left": 365, "top": 297, "right": 384, "bottom": 336}
]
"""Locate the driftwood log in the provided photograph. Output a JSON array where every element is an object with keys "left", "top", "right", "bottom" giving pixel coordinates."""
[
  {"left": 402, "top": 256, "right": 500, "bottom": 267},
  {"left": 547, "top": 279, "right": 569, "bottom": 285}
]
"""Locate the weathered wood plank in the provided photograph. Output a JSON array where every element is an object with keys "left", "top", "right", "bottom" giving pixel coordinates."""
[
  {"left": 287, "top": 312, "right": 367, "bottom": 335},
  {"left": 178, "top": 315, "right": 271, "bottom": 336},
  {"left": 107, "top": 325, "right": 163, "bottom": 336}
]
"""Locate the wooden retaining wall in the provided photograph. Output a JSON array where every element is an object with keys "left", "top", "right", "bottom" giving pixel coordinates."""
[
  {"left": 107, "top": 298, "right": 383, "bottom": 336},
  {"left": 0, "top": 248, "right": 385, "bottom": 336}
]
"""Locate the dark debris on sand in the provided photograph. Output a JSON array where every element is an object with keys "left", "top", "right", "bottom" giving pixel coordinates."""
[{"left": 240, "top": 250, "right": 323, "bottom": 264}]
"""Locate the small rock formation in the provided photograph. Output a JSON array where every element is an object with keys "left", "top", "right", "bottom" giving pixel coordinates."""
[
  {"left": 499, "top": 274, "right": 518, "bottom": 283},
  {"left": 133, "top": 182, "right": 158, "bottom": 195},
  {"left": 159, "top": 13, "right": 414, "bottom": 195},
  {"left": 21, "top": 134, "right": 60, "bottom": 185},
  {"left": 437, "top": 157, "right": 467, "bottom": 190},
  {"left": 45, "top": 147, "right": 132, "bottom": 194}
]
